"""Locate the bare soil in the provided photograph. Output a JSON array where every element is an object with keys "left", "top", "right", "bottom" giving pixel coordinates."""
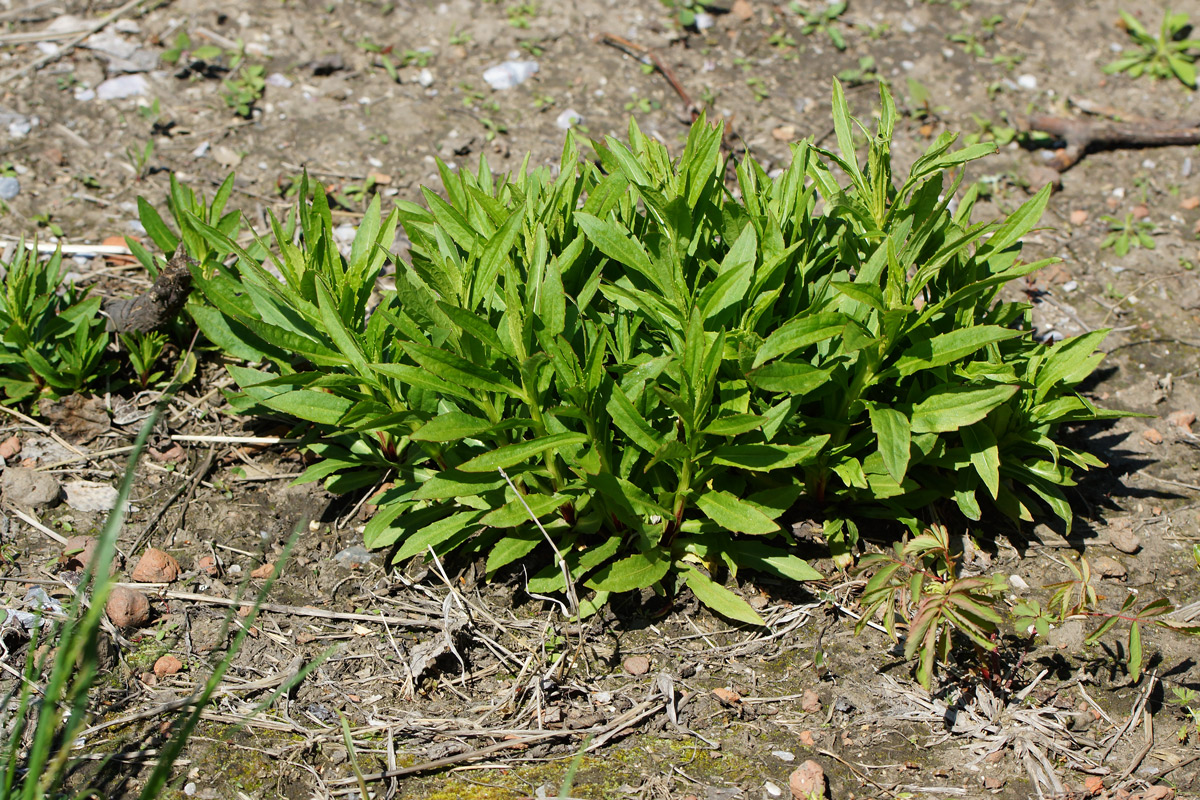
[{"left": 1, "top": 0, "right": 1199, "bottom": 798}]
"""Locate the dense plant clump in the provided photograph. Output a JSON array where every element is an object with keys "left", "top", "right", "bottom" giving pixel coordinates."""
[
  {"left": 147, "top": 82, "right": 1119, "bottom": 623},
  {"left": 0, "top": 243, "right": 111, "bottom": 402}
]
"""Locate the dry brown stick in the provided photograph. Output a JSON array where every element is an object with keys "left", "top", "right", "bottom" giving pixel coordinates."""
[
  {"left": 154, "top": 588, "right": 444, "bottom": 629},
  {"left": 1023, "top": 114, "right": 1200, "bottom": 171},
  {"left": 595, "top": 32, "right": 697, "bottom": 116},
  {"left": 1114, "top": 705, "right": 1155, "bottom": 790},
  {"left": 1101, "top": 671, "right": 1157, "bottom": 762}
]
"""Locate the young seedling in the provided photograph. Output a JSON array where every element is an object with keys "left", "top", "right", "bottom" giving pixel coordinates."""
[
  {"left": 792, "top": 0, "right": 848, "bottom": 50},
  {"left": 1105, "top": 9, "right": 1200, "bottom": 89},
  {"left": 1101, "top": 212, "right": 1156, "bottom": 255}
]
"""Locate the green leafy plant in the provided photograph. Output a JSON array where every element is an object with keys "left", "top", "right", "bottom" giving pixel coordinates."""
[
  {"left": 1101, "top": 213, "right": 1156, "bottom": 255},
  {"left": 836, "top": 56, "right": 881, "bottom": 87},
  {"left": 662, "top": 0, "right": 716, "bottom": 29},
  {"left": 0, "top": 243, "right": 113, "bottom": 403},
  {"left": 507, "top": 1, "right": 538, "bottom": 28},
  {"left": 157, "top": 80, "right": 1122, "bottom": 624},
  {"left": 856, "top": 523, "right": 1004, "bottom": 689},
  {"left": 1104, "top": 10, "right": 1200, "bottom": 89},
  {"left": 745, "top": 75, "right": 769, "bottom": 101},
  {"left": 1170, "top": 687, "right": 1200, "bottom": 743},
  {"left": 792, "top": 0, "right": 848, "bottom": 50},
  {"left": 122, "top": 330, "right": 169, "bottom": 388},
  {"left": 963, "top": 113, "right": 1016, "bottom": 147},
  {"left": 1013, "top": 554, "right": 1199, "bottom": 684},
  {"left": 223, "top": 63, "right": 266, "bottom": 117}
]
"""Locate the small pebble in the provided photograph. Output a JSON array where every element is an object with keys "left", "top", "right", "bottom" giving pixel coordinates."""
[
  {"left": 1142, "top": 428, "right": 1163, "bottom": 445},
  {"left": 106, "top": 586, "right": 151, "bottom": 628},
  {"left": 1062, "top": 280, "right": 1078, "bottom": 292},
  {"left": 0, "top": 176, "right": 19, "bottom": 201},
  {"left": 772, "top": 750, "right": 795, "bottom": 762},
  {"left": 800, "top": 688, "right": 821, "bottom": 714},
  {"left": 1093, "top": 555, "right": 1127, "bottom": 580},
  {"left": 1017, "top": 74, "right": 1038, "bottom": 90},
  {"left": 764, "top": 781, "right": 782, "bottom": 797},
  {"left": 153, "top": 654, "right": 183, "bottom": 677},
  {"left": 131, "top": 548, "right": 180, "bottom": 583},
  {"left": 265, "top": 72, "right": 293, "bottom": 88},
  {"left": 555, "top": 108, "right": 582, "bottom": 130},
  {"left": 1108, "top": 526, "right": 1141, "bottom": 554},
  {"left": 1008, "top": 574, "right": 1030, "bottom": 592},
  {"left": 789, "top": 761, "right": 826, "bottom": 800},
  {"left": 622, "top": 655, "right": 650, "bottom": 675},
  {"left": 417, "top": 68, "right": 434, "bottom": 87},
  {"left": 1069, "top": 209, "right": 1089, "bottom": 225}
]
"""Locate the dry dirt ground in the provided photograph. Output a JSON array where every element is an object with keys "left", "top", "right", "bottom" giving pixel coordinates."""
[{"left": 1, "top": 0, "right": 1200, "bottom": 798}]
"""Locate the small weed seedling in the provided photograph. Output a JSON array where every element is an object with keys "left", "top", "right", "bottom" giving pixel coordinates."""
[
  {"left": 662, "top": 0, "right": 717, "bottom": 29},
  {"left": 792, "top": 0, "right": 848, "bottom": 50},
  {"left": 122, "top": 331, "right": 169, "bottom": 388},
  {"left": 837, "top": 56, "right": 881, "bottom": 87},
  {"left": 963, "top": 113, "right": 1016, "bottom": 147},
  {"left": 857, "top": 524, "right": 1005, "bottom": 689},
  {"left": 223, "top": 63, "right": 266, "bottom": 117},
  {"left": 1101, "top": 213, "right": 1156, "bottom": 255},
  {"left": 1171, "top": 687, "right": 1200, "bottom": 743},
  {"left": 0, "top": 243, "right": 112, "bottom": 403},
  {"left": 1105, "top": 9, "right": 1200, "bottom": 89},
  {"left": 507, "top": 1, "right": 538, "bottom": 28},
  {"left": 746, "top": 75, "right": 770, "bottom": 101}
]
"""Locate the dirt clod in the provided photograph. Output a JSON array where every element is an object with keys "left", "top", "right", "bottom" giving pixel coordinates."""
[
  {"left": 60, "top": 535, "right": 98, "bottom": 570},
  {"left": 1084, "top": 775, "right": 1105, "bottom": 795},
  {"left": 131, "top": 548, "right": 181, "bottom": 582},
  {"left": 799, "top": 730, "right": 816, "bottom": 747},
  {"left": 1142, "top": 428, "right": 1163, "bottom": 444},
  {"left": 800, "top": 688, "right": 821, "bottom": 713},
  {"left": 37, "top": 395, "right": 111, "bottom": 445},
  {"left": 713, "top": 687, "right": 741, "bottom": 705},
  {"left": 622, "top": 655, "right": 650, "bottom": 675},
  {"left": 789, "top": 760, "right": 826, "bottom": 800},
  {"left": 105, "top": 586, "right": 151, "bottom": 628},
  {"left": 1108, "top": 525, "right": 1141, "bottom": 554},
  {"left": 1, "top": 466, "right": 62, "bottom": 508},
  {"left": 196, "top": 555, "right": 220, "bottom": 576},
  {"left": 1093, "top": 555, "right": 1128, "bottom": 580},
  {"left": 1167, "top": 409, "right": 1195, "bottom": 433},
  {"left": 154, "top": 654, "right": 183, "bottom": 677},
  {"left": 250, "top": 562, "right": 276, "bottom": 579}
]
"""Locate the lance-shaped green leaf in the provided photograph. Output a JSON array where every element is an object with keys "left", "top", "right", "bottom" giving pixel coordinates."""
[
  {"left": 695, "top": 489, "right": 781, "bottom": 535},
  {"left": 606, "top": 382, "right": 663, "bottom": 455},
  {"left": 961, "top": 422, "right": 1000, "bottom": 499},
  {"left": 585, "top": 549, "right": 671, "bottom": 593},
  {"left": 458, "top": 432, "right": 588, "bottom": 472},
  {"left": 909, "top": 384, "right": 1017, "bottom": 433},
  {"left": 399, "top": 341, "right": 523, "bottom": 398},
  {"left": 753, "top": 313, "right": 848, "bottom": 367},
  {"left": 681, "top": 565, "right": 764, "bottom": 626},
  {"left": 868, "top": 405, "right": 911, "bottom": 483},
  {"left": 410, "top": 411, "right": 497, "bottom": 442},
  {"left": 889, "top": 326, "right": 1024, "bottom": 378},
  {"left": 481, "top": 492, "right": 566, "bottom": 527},
  {"left": 711, "top": 436, "right": 830, "bottom": 471}
]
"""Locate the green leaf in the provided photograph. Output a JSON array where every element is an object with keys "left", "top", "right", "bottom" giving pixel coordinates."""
[
  {"left": 585, "top": 549, "right": 670, "bottom": 592},
  {"left": 753, "top": 313, "right": 847, "bottom": 367},
  {"left": 869, "top": 406, "right": 911, "bottom": 483},
  {"left": 480, "top": 492, "right": 565, "bottom": 527},
  {"left": 410, "top": 412, "right": 495, "bottom": 442},
  {"left": 701, "top": 414, "right": 766, "bottom": 436},
  {"left": 486, "top": 529, "right": 543, "bottom": 575},
  {"left": 606, "top": 382, "right": 663, "bottom": 454},
  {"left": 262, "top": 389, "right": 353, "bottom": 425},
  {"left": 681, "top": 566, "right": 764, "bottom": 626},
  {"left": 394, "top": 509, "right": 487, "bottom": 562},
  {"left": 961, "top": 422, "right": 1000, "bottom": 499},
  {"left": 711, "top": 437, "right": 830, "bottom": 471},
  {"left": 574, "top": 212, "right": 667, "bottom": 296},
  {"left": 909, "top": 385, "right": 1017, "bottom": 433},
  {"left": 400, "top": 341, "right": 523, "bottom": 397},
  {"left": 890, "top": 326, "right": 1023, "bottom": 377},
  {"left": 732, "top": 541, "right": 823, "bottom": 582},
  {"left": 695, "top": 490, "right": 781, "bottom": 535},
  {"left": 458, "top": 432, "right": 588, "bottom": 472}
]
